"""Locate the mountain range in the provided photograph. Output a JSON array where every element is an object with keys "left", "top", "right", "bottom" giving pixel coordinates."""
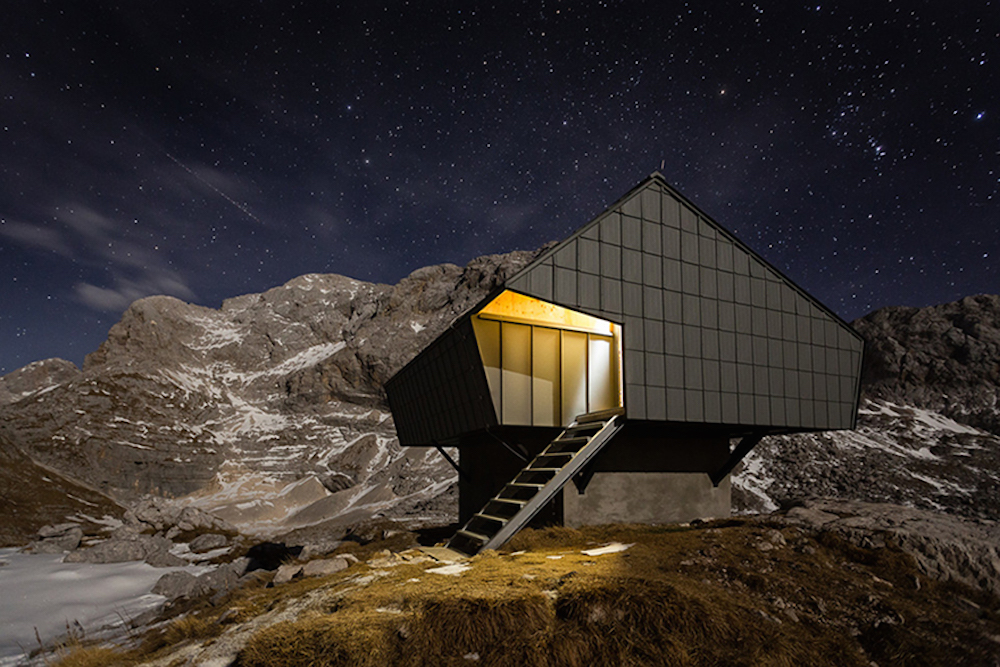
[{"left": 1, "top": 249, "right": 998, "bottom": 546}]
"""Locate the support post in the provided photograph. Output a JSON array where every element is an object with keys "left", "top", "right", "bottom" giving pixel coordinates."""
[
  {"left": 709, "top": 432, "right": 765, "bottom": 487},
  {"left": 432, "top": 444, "right": 471, "bottom": 482},
  {"left": 486, "top": 429, "right": 529, "bottom": 462},
  {"left": 571, "top": 462, "right": 597, "bottom": 494}
]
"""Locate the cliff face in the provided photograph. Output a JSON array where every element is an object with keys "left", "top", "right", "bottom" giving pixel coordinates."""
[
  {"left": 0, "top": 249, "right": 542, "bottom": 536},
  {"left": 853, "top": 294, "right": 1000, "bottom": 433}
]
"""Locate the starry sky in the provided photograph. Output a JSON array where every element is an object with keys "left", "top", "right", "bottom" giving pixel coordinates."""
[{"left": 1, "top": 1, "right": 997, "bottom": 375}]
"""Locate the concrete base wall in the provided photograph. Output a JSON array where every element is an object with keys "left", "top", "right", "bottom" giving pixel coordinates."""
[{"left": 561, "top": 472, "right": 731, "bottom": 527}]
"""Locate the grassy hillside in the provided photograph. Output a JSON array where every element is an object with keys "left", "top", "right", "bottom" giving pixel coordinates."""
[{"left": 46, "top": 518, "right": 1000, "bottom": 667}]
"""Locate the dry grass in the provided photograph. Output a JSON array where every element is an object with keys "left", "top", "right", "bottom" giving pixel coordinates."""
[
  {"left": 239, "top": 610, "right": 400, "bottom": 667},
  {"left": 50, "top": 519, "right": 1000, "bottom": 666},
  {"left": 232, "top": 519, "right": 1000, "bottom": 666},
  {"left": 50, "top": 646, "right": 128, "bottom": 667},
  {"left": 49, "top": 609, "right": 225, "bottom": 667}
]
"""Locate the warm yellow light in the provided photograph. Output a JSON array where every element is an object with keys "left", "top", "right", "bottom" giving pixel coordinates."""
[{"left": 477, "top": 290, "right": 614, "bottom": 335}]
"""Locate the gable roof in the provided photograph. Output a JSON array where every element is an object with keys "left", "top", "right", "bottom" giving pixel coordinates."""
[{"left": 501, "top": 172, "right": 863, "bottom": 429}]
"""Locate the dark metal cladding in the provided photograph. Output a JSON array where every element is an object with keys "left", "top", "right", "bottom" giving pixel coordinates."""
[
  {"left": 504, "top": 173, "right": 864, "bottom": 430},
  {"left": 385, "top": 317, "right": 498, "bottom": 445},
  {"left": 386, "top": 172, "right": 864, "bottom": 444}
]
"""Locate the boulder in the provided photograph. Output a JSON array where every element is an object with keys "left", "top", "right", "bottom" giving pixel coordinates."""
[
  {"left": 151, "top": 558, "right": 250, "bottom": 601},
  {"left": 125, "top": 497, "right": 235, "bottom": 535},
  {"left": 151, "top": 571, "right": 200, "bottom": 600},
  {"left": 64, "top": 538, "right": 147, "bottom": 564},
  {"left": 199, "top": 558, "right": 248, "bottom": 596},
  {"left": 29, "top": 524, "right": 83, "bottom": 553},
  {"left": 302, "top": 557, "right": 350, "bottom": 577},
  {"left": 272, "top": 563, "right": 303, "bottom": 584},
  {"left": 189, "top": 533, "right": 229, "bottom": 553},
  {"left": 64, "top": 532, "right": 183, "bottom": 566}
]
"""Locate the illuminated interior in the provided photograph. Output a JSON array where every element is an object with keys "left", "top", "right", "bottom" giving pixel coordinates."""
[
  {"left": 472, "top": 290, "right": 623, "bottom": 427},
  {"left": 478, "top": 290, "right": 615, "bottom": 335}
]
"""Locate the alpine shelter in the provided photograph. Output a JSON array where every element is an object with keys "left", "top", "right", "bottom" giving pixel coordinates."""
[{"left": 385, "top": 173, "right": 864, "bottom": 556}]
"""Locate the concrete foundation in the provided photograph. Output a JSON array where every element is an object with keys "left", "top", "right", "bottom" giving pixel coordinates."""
[{"left": 562, "top": 472, "right": 730, "bottom": 527}]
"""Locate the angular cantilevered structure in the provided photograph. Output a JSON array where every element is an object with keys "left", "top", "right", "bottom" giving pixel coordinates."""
[{"left": 385, "top": 173, "right": 864, "bottom": 555}]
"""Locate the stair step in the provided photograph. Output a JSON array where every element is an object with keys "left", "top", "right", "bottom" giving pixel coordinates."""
[
  {"left": 546, "top": 443, "right": 587, "bottom": 456},
  {"left": 498, "top": 483, "right": 544, "bottom": 501},
  {"left": 456, "top": 529, "right": 489, "bottom": 544},
  {"left": 554, "top": 430, "right": 604, "bottom": 442},
  {"left": 466, "top": 516, "right": 502, "bottom": 538},
  {"left": 484, "top": 499, "right": 523, "bottom": 519},
  {"left": 516, "top": 469, "right": 559, "bottom": 486},
  {"left": 539, "top": 448, "right": 575, "bottom": 457},
  {"left": 491, "top": 497, "right": 527, "bottom": 506},
  {"left": 576, "top": 407, "right": 625, "bottom": 424},
  {"left": 552, "top": 436, "right": 590, "bottom": 446},
  {"left": 475, "top": 513, "right": 508, "bottom": 524}
]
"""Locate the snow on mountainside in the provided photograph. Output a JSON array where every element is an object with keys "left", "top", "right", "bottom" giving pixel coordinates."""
[
  {"left": 733, "top": 398, "right": 1000, "bottom": 519},
  {"left": 0, "top": 250, "right": 544, "bottom": 540},
  {"left": 734, "top": 294, "right": 1000, "bottom": 520}
]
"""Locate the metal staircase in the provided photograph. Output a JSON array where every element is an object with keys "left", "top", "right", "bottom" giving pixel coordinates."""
[{"left": 448, "top": 408, "right": 625, "bottom": 556}]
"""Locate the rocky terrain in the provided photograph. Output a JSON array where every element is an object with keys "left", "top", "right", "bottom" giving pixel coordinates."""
[
  {"left": 0, "top": 249, "right": 543, "bottom": 542},
  {"left": 35, "top": 502, "right": 1000, "bottom": 667},
  {"left": 856, "top": 294, "right": 1000, "bottom": 432}
]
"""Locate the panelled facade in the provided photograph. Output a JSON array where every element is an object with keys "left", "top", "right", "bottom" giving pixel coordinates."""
[
  {"left": 385, "top": 173, "right": 864, "bottom": 528},
  {"left": 504, "top": 179, "right": 862, "bottom": 431}
]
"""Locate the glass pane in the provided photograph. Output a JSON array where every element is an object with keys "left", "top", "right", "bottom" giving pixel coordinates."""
[
  {"left": 588, "top": 334, "right": 616, "bottom": 412},
  {"left": 532, "top": 327, "right": 560, "bottom": 426},
  {"left": 502, "top": 322, "right": 532, "bottom": 425},
  {"left": 561, "top": 331, "right": 588, "bottom": 424},
  {"left": 472, "top": 317, "right": 501, "bottom": 418}
]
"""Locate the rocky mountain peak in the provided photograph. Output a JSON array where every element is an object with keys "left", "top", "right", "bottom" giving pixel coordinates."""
[
  {"left": 853, "top": 293, "right": 1000, "bottom": 433},
  {"left": 0, "top": 357, "right": 80, "bottom": 406},
  {"left": 83, "top": 295, "right": 213, "bottom": 371}
]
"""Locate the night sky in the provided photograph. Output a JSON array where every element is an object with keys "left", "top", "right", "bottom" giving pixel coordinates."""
[{"left": 2, "top": 2, "right": 997, "bottom": 375}]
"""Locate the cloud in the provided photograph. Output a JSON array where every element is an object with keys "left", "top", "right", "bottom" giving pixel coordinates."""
[
  {"left": 56, "top": 204, "right": 118, "bottom": 239},
  {"left": 74, "top": 283, "right": 142, "bottom": 312},
  {"left": 73, "top": 271, "right": 196, "bottom": 313},
  {"left": 0, "top": 219, "right": 73, "bottom": 256}
]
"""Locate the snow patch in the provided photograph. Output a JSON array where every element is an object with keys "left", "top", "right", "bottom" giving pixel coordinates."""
[
  {"left": 0, "top": 549, "right": 207, "bottom": 665},
  {"left": 427, "top": 563, "right": 470, "bottom": 576},
  {"left": 732, "top": 452, "right": 780, "bottom": 513},
  {"left": 187, "top": 314, "right": 246, "bottom": 351},
  {"left": 581, "top": 542, "right": 634, "bottom": 556}
]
